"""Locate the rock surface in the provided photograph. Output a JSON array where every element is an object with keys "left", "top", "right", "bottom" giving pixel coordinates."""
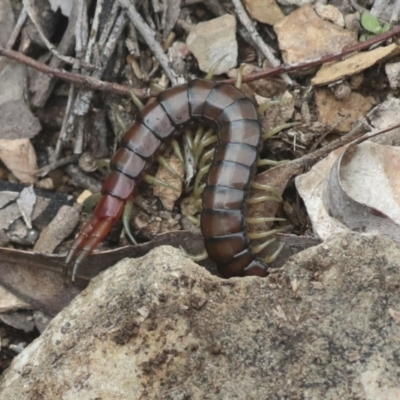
[
  {"left": 244, "top": 0, "right": 285, "bottom": 26},
  {"left": 274, "top": 5, "right": 357, "bottom": 64},
  {"left": 1, "top": 232, "right": 400, "bottom": 399}
]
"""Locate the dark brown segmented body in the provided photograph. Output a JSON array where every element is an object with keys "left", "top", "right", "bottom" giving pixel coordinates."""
[{"left": 67, "top": 79, "right": 269, "bottom": 278}]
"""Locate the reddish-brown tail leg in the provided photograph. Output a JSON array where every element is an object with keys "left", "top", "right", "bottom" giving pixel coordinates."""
[{"left": 65, "top": 194, "right": 125, "bottom": 281}]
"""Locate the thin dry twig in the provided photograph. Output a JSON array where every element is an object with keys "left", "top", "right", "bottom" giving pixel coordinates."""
[
  {"left": 98, "top": 2, "right": 120, "bottom": 52},
  {"left": 230, "top": 0, "right": 292, "bottom": 85},
  {"left": 223, "top": 25, "right": 400, "bottom": 84},
  {"left": 54, "top": 85, "right": 76, "bottom": 161},
  {"left": 118, "top": 0, "right": 179, "bottom": 85},
  {"left": 0, "top": 47, "right": 157, "bottom": 98},
  {"left": 85, "top": 0, "right": 105, "bottom": 65},
  {"left": 68, "top": 10, "right": 129, "bottom": 154},
  {"left": 35, "top": 155, "right": 79, "bottom": 177},
  {"left": 0, "top": 6, "right": 28, "bottom": 71},
  {"left": 7, "top": 6, "right": 28, "bottom": 48},
  {"left": 74, "top": 0, "right": 89, "bottom": 62},
  {"left": 22, "top": 0, "right": 93, "bottom": 69}
]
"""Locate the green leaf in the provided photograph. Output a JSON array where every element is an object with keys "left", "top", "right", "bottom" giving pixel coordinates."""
[
  {"left": 361, "top": 11, "right": 383, "bottom": 34},
  {"left": 382, "top": 22, "right": 391, "bottom": 33}
]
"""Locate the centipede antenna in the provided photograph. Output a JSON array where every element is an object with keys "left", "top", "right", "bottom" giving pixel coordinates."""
[
  {"left": 263, "top": 242, "right": 285, "bottom": 263},
  {"left": 171, "top": 139, "right": 184, "bottom": 163},
  {"left": 247, "top": 195, "right": 281, "bottom": 205},
  {"left": 180, "top": 246, "right": 208, "bottom": 261},
  {"left": 144, "top": 174, "right": 180, "bottom": 192},
  {"left": 250, "top": 238, "right": 276, "bottom": 254},
  {"left": 157, "top": 155, "right": 184, "bottom": 181},
  {"left": 262, "top": 122, "right": 301, "bottom": 140},
  {"left": 122, "top": 197, "right": 137, "bottom": 245},
  {"left": 129, "top": 89, "right": 145, "bottom": 110},
  {"left": 247, "top": 227, "right": 287, "bottom": 240},
  {"left": 246, "top": 217, "right": 286, "bottom": 224},
  {"left": 250, "top": 182, "right": 283, "bottom": 200}
]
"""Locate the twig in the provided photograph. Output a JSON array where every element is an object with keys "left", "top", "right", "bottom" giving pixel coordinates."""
[
  {"left": 0, "top": 47, "right": 158, "bottom": 98},
  {"left": 118, "top": 0, "right": 179, "bottom": 85},
  {"left": 7, "top": 6, "right": 28, "bottom": 48},
  {"left": 98, "top": 11, "right": 128, "bottom": 74},
  {"left": 65, "top": 165, "right": 102, "bottom": 193},
  {"left": 69, "top": 10, "right": 129, "bottom": 154},
  {"left": 98, "top": 2, "right": 120, "bottom": 52},
  {"left": 85, "top": 0, "right": 105, "bottom": 65},
  {"left": 223, "top": 24, "right": 400, "bottom": 84},
  {"left": 74, "top": 0, "right": 88, "bottom": 63},
  {"left": 35, "top": 154, "right": 79, "bottom": 177},
  {"left": 126, "top": 23, "right": 141, "bottom": 57},
  {"left": 0, "top": 6, "right": 28, "bottom": 71},
  {"left": 54, "top": 85, "right": 76, "bottom": 161},
  {"left": 230, "top": 0, "right": 292, "bottom": 86},
  {"left": 22, "top": 0, "right": 94, "bottom": 69}
]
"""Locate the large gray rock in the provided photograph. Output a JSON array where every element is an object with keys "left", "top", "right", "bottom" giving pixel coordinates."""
[{"left": 1, "top": 232, "right": 400, "bottom": 399}]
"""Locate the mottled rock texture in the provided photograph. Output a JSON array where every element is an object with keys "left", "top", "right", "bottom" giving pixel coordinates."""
[{"left": 1, "top": 232, "right": 399, "bottom": 399}]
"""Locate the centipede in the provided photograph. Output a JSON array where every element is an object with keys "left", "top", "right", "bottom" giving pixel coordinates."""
[{"left": 66, "top": 79, "right": 275, "bottom": 280}]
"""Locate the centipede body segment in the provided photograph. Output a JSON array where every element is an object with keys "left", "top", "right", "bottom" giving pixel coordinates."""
[{"left": 66, "top": 79, "right": 272, "bottom": 280}]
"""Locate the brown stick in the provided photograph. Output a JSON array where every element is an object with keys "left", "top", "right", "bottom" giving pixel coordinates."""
[
  {"left": 2, "top": 25, "right": 400, "bottom": 97},
  {"left": 0, "top": 47, "right": 159, "bottom": 99},
  {"left": 223, "top": 25, "right": 400, "bottom": 84}
]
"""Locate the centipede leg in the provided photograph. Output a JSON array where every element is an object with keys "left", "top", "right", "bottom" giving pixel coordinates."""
[
  {"left": 122, "top": 196, "right": 137, "bottom": 245},
  {"left": 180, "top": 246, "right": 208, "bottom": 262}
]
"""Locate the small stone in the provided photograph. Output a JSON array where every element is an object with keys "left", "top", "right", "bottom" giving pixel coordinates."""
[
  {"left": 244, "top": 0, "right": 285, "bottom": 26},
  {"left": 331, "top": 83, "right": 352, "bottom": 100},
  {"left": 274, "top": 5, "right": 357, "bottom": 64},
  {"left": 314, "top": 4, "right": 345, "bottom": 27},
  {"left": 315, "top": 88, "right": 374, "bottom": 133},
  {"left": 187, "top": 14, "right": 237, "bottom": 75},
  {"left": 35, "top": 178, "right": 54, "bottom": 190},
  {"left": 385, "top": 62, "right": 400, "bottom": 89},
  {"left": 345, "top": 12, "right": 361, "bottom": 33},
  {"left": 0, "top": 285, "right": 31, "bottom": 313},
  {"left": 0, "top": 139, "right": 38, "bottom": 184},
  {"left": 33, "top": 205, "right": 81, "bottom": 254}
]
